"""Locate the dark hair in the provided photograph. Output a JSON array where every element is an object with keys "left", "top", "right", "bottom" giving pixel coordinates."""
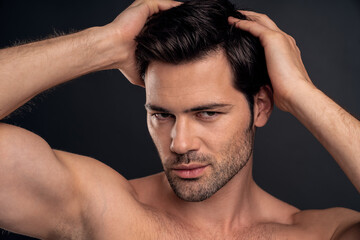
[{"left": 135, "top": 0, "right": 271, "bottom": 112}]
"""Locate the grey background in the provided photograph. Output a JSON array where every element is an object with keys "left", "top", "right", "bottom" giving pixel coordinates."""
[{"left": 0, "top": 0, "right": 359, "bottom": 239}]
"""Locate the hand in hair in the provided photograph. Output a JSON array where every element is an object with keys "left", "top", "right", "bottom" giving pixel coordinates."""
[
  {"left": 105, "top": 0, "right": 182, "bottom": 87},
  {"left": 229, "top": 11, "right": 360, "bottom": 194},
  {"left": 228, "top": 11, "right": 315, "bottom": 113}
]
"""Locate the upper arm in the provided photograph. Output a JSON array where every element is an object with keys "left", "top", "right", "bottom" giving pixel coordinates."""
[
  {"left": 0, "top": 123, "right": 147, "bottom": 239},
  {"left": 0, "top": 123, "right": 82, "bottom": 238},
  {"left": 60, "top": 150, "right": 153, "bottom": 239}
]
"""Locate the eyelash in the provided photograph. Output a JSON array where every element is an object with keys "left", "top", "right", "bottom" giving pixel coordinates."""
[
  {"left": 196, "top": 111, "right": 219, "bottom": 119},
  {"left": 152, "top": 113, "right": 174, "bottom": 121},
  {"left": 151, "top": 111, "right": 220, "bottom": 121}
]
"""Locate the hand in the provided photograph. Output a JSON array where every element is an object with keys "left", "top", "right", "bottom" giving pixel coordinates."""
[
  {"left": 104, "top": 0, "right": 182, "bottom": 87},
  {"left": 228, "top": 11, "right": 316, "bottom": 112}
]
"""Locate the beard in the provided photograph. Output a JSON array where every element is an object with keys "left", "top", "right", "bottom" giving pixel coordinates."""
[{"left": 162, "top": 126, "right": 255, "bottom": 202}]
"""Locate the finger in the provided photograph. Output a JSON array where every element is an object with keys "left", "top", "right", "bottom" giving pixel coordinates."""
[
  {"left": 157, "top": 0, "right": 183, "bottom": 11},
  {"left": 228, "top": 18, "right": 273, "bottom": 39},
  {"left": 238, "top": 10, "right": 260, "bottom": 16},
  {"left": 147, "top": 0, "right": 182, "bottom": 15},
  {"left": 228, "top": 16, "right": 241, "bottom": 24},
  {"left": 236, "top": 10, "right": 259, "bottom": 21},
  {"left": 237, "top": 10, "right": 280, "bottom": 31}
]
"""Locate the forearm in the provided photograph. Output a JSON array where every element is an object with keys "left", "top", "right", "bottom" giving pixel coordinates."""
[
  {"left": 230, "top": 9, "right": 360, "bottom": 196},
  {"left": 287, "top": 83, "right": 360, "bottom": 192},
  {"left": 0, "top": 26, "right": 123, "bottom": 120}
]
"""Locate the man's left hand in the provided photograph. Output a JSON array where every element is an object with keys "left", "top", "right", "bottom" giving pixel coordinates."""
[{"left": 229, "top": 12, "right": 315, "bottom": 113}]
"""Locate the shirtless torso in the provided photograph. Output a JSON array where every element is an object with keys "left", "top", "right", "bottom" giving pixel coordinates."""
[
  {"left": 0, "top": 0, "right": 359, "bottom": 239},
  {"left": 130, "top": 175, "right": 359, "bottom": 240},
  {"left": 43, "top": 151, "right": 358, "bottom": 240}
]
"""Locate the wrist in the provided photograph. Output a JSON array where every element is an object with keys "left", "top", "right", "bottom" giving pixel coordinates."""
[
  {"left": 84, "top": 26, "right": 128, "bottom": 71},
  {"left": 284, "top": 81, "right": 321, "bottom": 117}
]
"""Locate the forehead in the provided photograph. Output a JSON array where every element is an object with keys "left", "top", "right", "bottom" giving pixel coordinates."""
[{"left": 144, "top": 51, "right": 247, "bottom": 111}]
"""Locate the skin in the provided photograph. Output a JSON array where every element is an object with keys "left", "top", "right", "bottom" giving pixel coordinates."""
[
  {"left": 145, "top": 53, "right": 257, "bottom": 202},
  {"left": 0, "top": 0, "right": 359, "bottom": 239}
]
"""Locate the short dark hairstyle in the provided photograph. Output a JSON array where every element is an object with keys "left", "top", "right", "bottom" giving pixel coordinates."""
[{"left": 135, "top": 0, "right": 270, "bottom": 112}]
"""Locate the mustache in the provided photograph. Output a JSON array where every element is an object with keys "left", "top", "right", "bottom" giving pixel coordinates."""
[{"left": 166, "top": 151, "right": 212, "bottom": 165}]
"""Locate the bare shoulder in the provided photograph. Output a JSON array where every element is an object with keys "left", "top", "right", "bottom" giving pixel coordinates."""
[
  {"left": 292, "top": 207, "right": 360, "bottom": 240},
  {"left": 53, "top": 150, "right": 137, "bottom": 196},
  {"left": 53, "top": 149, "right": 139, "bottom": 208},
  {"left": 53, "top": 150, "right": 155, "bottom": 239}
]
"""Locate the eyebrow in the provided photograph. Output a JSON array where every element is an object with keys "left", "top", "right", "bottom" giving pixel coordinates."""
[{"left": 144, "top": 103, "right": 233, "bottom": 113}]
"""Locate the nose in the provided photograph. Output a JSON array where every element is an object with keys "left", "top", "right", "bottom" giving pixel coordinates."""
[{"left": 170, "top": 118, "right": 200, "bottom": 154}]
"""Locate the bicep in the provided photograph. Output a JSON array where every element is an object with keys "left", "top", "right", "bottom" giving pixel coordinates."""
[
  {"left": 0, "top": 123, "right": 146, "bottom": 238},
  {"left": 0, "top": 123, "right": 81, "bottom": 238}
]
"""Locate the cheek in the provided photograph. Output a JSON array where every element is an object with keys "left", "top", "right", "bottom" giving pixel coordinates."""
[
  {"left": 201, "top": 114, "right": 251, "bottom": 153},
  {"left": 147, "top": 117, "right": 172, "bottom": 156},
  {"left": 200, "top": 116, "right": 240, "bottom": 142}
]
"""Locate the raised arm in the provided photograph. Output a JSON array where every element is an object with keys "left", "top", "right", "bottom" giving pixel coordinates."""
[
  {"left": 0, "top": 0, "right": 181, "bottom": 119},
  {"left": 0, "top": 0, "right": 181, "bottom": 238},
  {"left": 229, "top": 12, "right": 360, "bottom": 192}
]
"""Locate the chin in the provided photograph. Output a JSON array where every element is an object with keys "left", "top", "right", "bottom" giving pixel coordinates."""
[{"left": 166, "top": 174, "right": 223, "bottom": 202}]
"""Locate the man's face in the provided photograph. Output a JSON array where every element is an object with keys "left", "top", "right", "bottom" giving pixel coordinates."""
[{"left": 145, "top": 51, "right": 255, "bottom": 202}]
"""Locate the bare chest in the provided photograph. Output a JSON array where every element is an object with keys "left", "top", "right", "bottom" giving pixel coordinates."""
[{"left": 76, "top": 215, "right": 322, "bottom": 240}]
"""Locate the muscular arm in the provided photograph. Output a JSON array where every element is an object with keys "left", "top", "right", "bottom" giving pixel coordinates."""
[
  {"left": 0, "top": 124, "right": 144, "bottom": 238},
  {"left": 0, "top": 0, "right": 181, "bottom": 238},
  {"left": 0, "top": 27, "right": 120, "bottom": 120},
  {"left": 0, "top": 19, "right": 121, "bottom": 240},
  {"left": 0, "top": 0, "right": 181, "bottom": 119},
  {"left": 0, "top": 124, "right": 82, "bottom": 238},
  {"left": 286, "top": 83, "right": 360, "bottom": 192},
  {"left": 229, "top": 12, "right": 360, "bottom": 193}
]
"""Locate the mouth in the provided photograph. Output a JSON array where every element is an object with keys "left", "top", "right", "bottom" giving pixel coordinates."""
[{"left": 172, "top": 164, "right": 209, "bottom": 179}]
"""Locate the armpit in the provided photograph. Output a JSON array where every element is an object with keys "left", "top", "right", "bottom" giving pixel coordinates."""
[{"left": 332, "top": 222, "right": 360, "bottom": 240}]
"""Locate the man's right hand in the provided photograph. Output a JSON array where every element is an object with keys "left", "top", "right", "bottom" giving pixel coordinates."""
[
  {"left": 0, "top": 0, "right": 181, "bottom": 120},
  {"left": 104, "top": 0, "right": 182, "bottom": 86},
  {"left": 0, "top": 1, "right": 181, "bottom": 238}
]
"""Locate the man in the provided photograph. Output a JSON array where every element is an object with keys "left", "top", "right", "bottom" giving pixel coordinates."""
[{"left": 0, "top": 0, "right": 359, "bottom": 239}]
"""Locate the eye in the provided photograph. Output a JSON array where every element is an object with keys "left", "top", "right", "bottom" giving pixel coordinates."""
[
  {"left": 196, "top": 111, "right": 219, "bottom": 120},
  {"left": 152, "top": 113, "right": 174, "bottom": 121}
]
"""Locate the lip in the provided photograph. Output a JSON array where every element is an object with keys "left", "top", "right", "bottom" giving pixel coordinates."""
[{"left": 172, "top": 164, "right": 209, "bottom": 179}]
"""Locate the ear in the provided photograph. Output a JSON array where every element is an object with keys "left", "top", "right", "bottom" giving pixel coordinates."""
[{"left": 253, "top": 85, "right": 273, "bottom": 127}]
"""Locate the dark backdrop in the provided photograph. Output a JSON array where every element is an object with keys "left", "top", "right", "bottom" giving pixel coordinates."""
[{"left": 0, "top": 0, "right": 359, "bottom": 239}]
